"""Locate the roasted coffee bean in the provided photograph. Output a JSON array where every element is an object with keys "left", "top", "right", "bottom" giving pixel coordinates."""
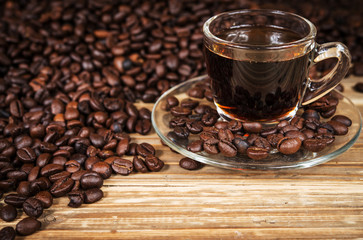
[
  {"left": 180, "top": 98, "right": 199, "bottom": 109},
  {"left": 218, "top": 140, "right": 238, "bottom": 157},
  {"left": 40, "top": 164, "right": 64, "bottom": 177},
  {"left": 68, "top": 190, "right": 84, "bottom": 208},
  {"left": 136, "top": 143, "right": 156, "bottom": 157},
  {"left": 203, "top": 140, "right": 219, "bottom": 155},
  {"left": 50, "top": 177, "right": 74, "bottom": 198},
  {"left": 173, "top": 126, "right": 189, "bottom": 139},
  {"left": 187, "top": 140, "right": 204, "bottom": 152},
  {"left": 17, "top": 147, "right": 36, "bottom": 163},
  {"left": 253, "top": 137, "right": 272, "bottom": 151},
  {"left": 243, "top": 122, "right": 262, "bottom": 133},
  {"left": 246, "top": 147, "right": 269, "bottom": 160},
  {"left": 316, "top": 133, "right": 335, "bottom": 145},
  {"left": 302, "top": 109, "right": 320, "bottom": 120},
  {"left": 80, "top": 172, "right": 103, "bottom": 189},
  {"left": 145, "top": 155, "right": 164, "bottom": 172},
  {"left": 16, "top": 217, "right": 41, "bottom": 236},
  {"left": 49, "top": 171, "right": 71, "bottom": 183},
  {"left": 0, "top": 226, "right": 16, "bottom": 240},
  {"left": 89, "top": 133, "right": 105, "bottom": 148},
  {"left": 187, "top": 87, "right": 205, "bottom": 99},
  {"left": 133, "top": 156, "right": 148, "bottom": 173},
  {"left": 166, "top": 96, "right": 179, "bottom": 108},
  {"left": 4, "top": 194, "right": 27, "bottom": 208},
  {"left": 285, "top": 130, "right": 307, "bottom": 142},
  {"left": 0, "top": 204, "right": 17, "bottom": 222},
  {"left": 23, "top": 197, "right": 44, "bottom": 218},
  {"left": 34, "top": 191, "right": 53, "bottom": 209},
  {"left": 328, "top": 120, "right": 349, "bottom": 135},
  {"left": 227, "top": 120, "right": 243, "bottom": 132},
  {"left": 303, "top": 138, "right": 327, "bottom": 152},
  {"left": 232, "top": 138, "right": 249, "bottom": 154},
  {"left": 84, "top": 188, "right": 103, "bottom": 204},
  {"left": 320, "top": 107, "right": 336, "bottom": 118},
  {"left": 0, "top": 179, "right": 16, "bottom": 192},
  {"left": 169, "top": 117, "right": 187, "bottom": 128},
  {"left": 331, "top": 115, "right": 352, "bottom": 127},
  {"left": 186, "top": 120, "right": 203, "bottom": 134},
  {"left": 92, "top": 162, "right": 112, "bottom": 179},
  {"left": 36, "top": 153, "right": 52, "bottom": 168},
  {"left": 218, "top": 129, "right": 234, "bottom": 142},
  {"left": 71, "top": 170, "right": 90, "bottom": 181},
  {"left": 28, "top": 166, "right": 40, "bottom": 182},
  {"left": 179, "top": 157, "right": 203, "bottom": 170},
  {"left": 194, "top": 105, "right": 212, "bottom": 115},
  {"left": 65, "top": 160, "right": 81, "bottom": 173},
  {"left": 277, "top": 137, "right": 302, "bottom": 155},
  {"left": 111, "top": 158, "right": 133, "bottom": 175},
  {"left": 302, "top": 129, "right": 315, "bottom": 139},
  {"left": 135, "top": 119, "right": 152, "bottom": 135},
  {"left": 17, "top": 181, "right": 31, "bottom": 197},
  {"left": 29, "top": 177, "right": 51, "bottom": 195},
  {"left": 170, "top": 106, "right": 192, "bottom": 117},
  {"left": 201, "top": 113, "right": 218, "bottom": 126}
]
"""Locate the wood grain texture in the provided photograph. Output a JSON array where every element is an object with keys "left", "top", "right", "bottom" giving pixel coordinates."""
[{"left": 1, "top": 76, "right": 363, "bottom": 239}]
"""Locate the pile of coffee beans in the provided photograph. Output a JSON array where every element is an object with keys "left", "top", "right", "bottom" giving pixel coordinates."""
[{"left": 166, "top": 79, "right": 352, "bottom": 161}]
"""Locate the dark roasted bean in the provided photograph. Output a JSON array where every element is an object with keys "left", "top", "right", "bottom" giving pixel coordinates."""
[
  {"left": 187, "top": 140, "right": 204, "bottom": 152},
  {"left": 133, "top": 156, "right": 148, "bottom": 173},
  {"left": 16, "top": 217, "right": 41, "bottom": 236},
  {"left": 331, "top": 115, "right": 352, "bottom": 127},
  {"left": 0, "top": 226, "right": 16, "bottom": 240},
  {"left": 34, "top": 191, "right": 53, "bottom": 209},
  {"left": 111, "top": 158, "right": 133, "bottom": 175},
  {"left": 328, "top": 120, "right": 349, "bottom": 135},
  {"left": 243, "top": 122, "right": 262, "bottom": 133},
  {"left": 92, "top": 162, "right": 112, "bottom": 179},
  {"left": 144, "top": 155, "right": 164, "bottom": 172},
  {"left": 23, "top": 197, "right": 44, "bottom": 218},
  {"left": 0, "top": 204, "right": 17, "bottom": 222},
  {"left": 179, "top": 157, "right": 203, "bottom": 170},
  {"left": 303, "top": 138, "right": 327, "bottom": 152},
  {"left": 84, "top": 188, "right": 103, "bottom": 204},
  {"left": 80, "top": 172, "right": 103, "bottom": 189},
  {"left": 136, "top": 143, "right": 156, "bottom": 157},
  {"left": 232, "top": 138, "right": 249, "bottom": 154},
  {"left": 277, "top": 137, "right": 302, "bottom": 155},
  {"left": 246, "top": 147, "right": 269, "bottom": 160},
  {"left": 218, "top": 140, "right": 238, "bottom": 157},
  {"left": 50, "top": 177, "right": 74, "bottom": 198},
  {"left": 68, "top": 190, "right": 84, "bottom": 208}
]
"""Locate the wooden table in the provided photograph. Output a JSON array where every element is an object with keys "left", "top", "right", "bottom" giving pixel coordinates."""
[{"left": 2, "top": 76, "right": 363, "bottom": 239}]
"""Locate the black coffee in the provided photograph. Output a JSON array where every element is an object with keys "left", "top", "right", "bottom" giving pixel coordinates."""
[{"left": 204, "top": 26, "right": 312, "bottom": 122}]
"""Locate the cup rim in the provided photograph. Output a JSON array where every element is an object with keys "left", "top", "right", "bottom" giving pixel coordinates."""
[{"left": 203, "top": 9, "right": 317, "bottom": 50}]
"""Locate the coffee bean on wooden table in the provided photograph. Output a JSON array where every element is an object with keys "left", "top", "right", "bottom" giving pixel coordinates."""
[
  {"left": 16, "top": 217, "right": 41, "bottom": 236},
  {"left": 136, "top": 143, "right": 156, "bottom": 157},
  {"left": 133, "top": 156, "right": 148, "bottom": 173},
  {"left": 23, "top": 197, "right": 44, "bottom": 218},
  {"left": 68, "top": 190, "right": 84, "bottom": 208},
  {"left": 0, "top": 226, "right": 16, "bottom": 240},
  {"left": 0, "top": 204, "right": 17, "bottom": 222},
  {"left": 111, "top": 158, "right": 133, "bottom": 176},
  {"left": 84, "top": 188, "right": 103, "bottom": 204},
  {"left": 80, "top": 172, "right": 103, "bottom": 189},
  {"left": 145, "top": 155, "right": 164, "bottom": 172},
  {"left": 179, "top": 157, "right": 203, "bottom": 170},
  {"left": 34, "top": 191, "right": 53, "bottom": 208},
  {"left": 4, "top": 194, "right": 27, "bottom": 208}
]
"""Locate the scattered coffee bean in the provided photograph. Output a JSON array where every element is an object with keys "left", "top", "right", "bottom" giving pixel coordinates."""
[
  {"left": 16, "top": 217, "right": 41, "bottom": 236},
  {"left": 84, "top": 188, "right": 103, "bottom": 204},
  {"left": 0, "top": 204, "right": 17, "bottom": 222},
  {"left": 179, "top": 157, "right": 203, "bottom": 170},
  {"left": 111, "top": 158, "right": 134, "bottom": 176},
  {"left": 0, "top": 226, "right": 16, "bottom": 240},
  {"left": 23, "top": 197, "right": 44, "bottom": 218}
]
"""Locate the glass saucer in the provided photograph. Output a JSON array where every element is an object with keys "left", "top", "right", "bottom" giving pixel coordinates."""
[{"left": 151, "top": 75, "right": 362, "bottom": 171}]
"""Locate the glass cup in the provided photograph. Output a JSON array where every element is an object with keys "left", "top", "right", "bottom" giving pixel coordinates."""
[{"left": 203, "top": 9, "right": 351, "bottom": 125}]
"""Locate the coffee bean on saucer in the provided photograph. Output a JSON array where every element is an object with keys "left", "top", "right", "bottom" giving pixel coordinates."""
[
  {"left": 331, "top": 115, "right": 352, "bottom": 127},
  {"left": 246, "top": 147, "right": 269, "bottom": 160},
  {"left": 277, "top": 137, "right": 302, "bottom": 155},
  {"left": 303, "top": 138, "right": 327, "bottom": 152}
]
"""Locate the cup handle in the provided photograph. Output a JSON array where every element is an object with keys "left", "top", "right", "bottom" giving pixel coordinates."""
[{"left": 301, "top": 42, "right": 351, "bottom": 105}]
